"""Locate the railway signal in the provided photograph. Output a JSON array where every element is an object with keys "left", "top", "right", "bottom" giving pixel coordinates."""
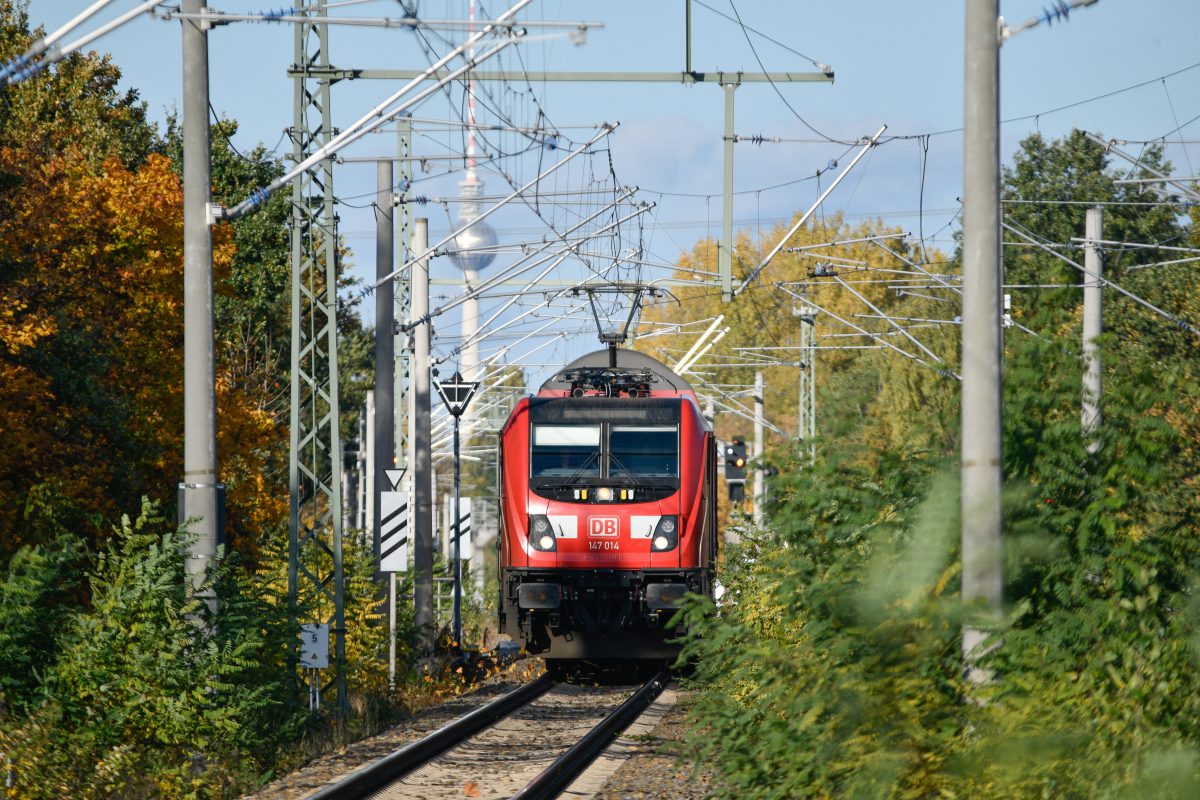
[
  {"left": 434, "top": 371, "right": 480, "bottom": 418},
  {"left": 724, "top": 439, "right": 747, "bottom": 504},
  {"left": 434, "top": 370, "right": 480, "bottom": 652}
]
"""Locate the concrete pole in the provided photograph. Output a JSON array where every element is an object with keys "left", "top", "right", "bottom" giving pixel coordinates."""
[
  {"left": 364, "top": 389, "right": 375, "bottom": 533},
  {"left": 753, "top": 370, "right": 764, "bottom": 528},
  {"left": 180, "top": 0, "right": 221, "bottom": 608},
  {"left": 797, "top": 307, "right": 816, "bottom": 460},
  {"left": 396, "top": 122, "right": 413, "bottom": 561},
  {"left": 411, "top": 219, "right": 435, "bottom": 654},
  {"left": 462, "top": 267, "right": 480, "bottom": 441},
  {"left": 1082, "top": 206, "right": 1103, "bottom": 454},
  {"left": 357, "top": 412, "right": 368, "bottom": 530},
  {"left": 961, "top": 0, "right": 1004, "bottom": 670},
  {"left": 374, "top": 161, "right": 395, "bottom": 570},
  {"left": 720, "top": 83, "right": 737, "bottom": 301},
  {"left": 685, "top": 0, "right": 692, "bottom": 75}
]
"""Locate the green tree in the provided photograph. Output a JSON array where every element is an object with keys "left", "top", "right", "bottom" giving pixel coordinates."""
[{"left": 679, "top": 131, "right": 1200, "bottom": 798}]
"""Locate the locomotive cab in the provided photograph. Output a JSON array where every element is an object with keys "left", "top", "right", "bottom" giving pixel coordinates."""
[{"left": 497, "top": 350, "right": 717, "bottom": 661}]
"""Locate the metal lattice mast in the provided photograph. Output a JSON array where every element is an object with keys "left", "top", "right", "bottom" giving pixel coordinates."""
[
  {"left": 288, "top": 3, "right": 347, "bottom": 716},
  {"left": 796, "top": 297, "right": 816, "bottom": 460}
]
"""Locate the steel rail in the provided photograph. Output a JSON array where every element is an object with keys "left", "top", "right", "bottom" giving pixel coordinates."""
[
  {"left": 307, "top": 673, "right": 555, "bottom": 799},
  {"left": 510, "top": 669, "right": 670, "bottom": 800}
]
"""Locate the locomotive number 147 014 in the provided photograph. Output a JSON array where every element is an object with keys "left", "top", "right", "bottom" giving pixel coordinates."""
[{"left": 588, "top": 540, "right": 620, "bottom": 550}]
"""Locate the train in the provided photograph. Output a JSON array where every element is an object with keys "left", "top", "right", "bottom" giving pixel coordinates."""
[{"left": 496, "top": 347, "right": 718, "bottom": 668}]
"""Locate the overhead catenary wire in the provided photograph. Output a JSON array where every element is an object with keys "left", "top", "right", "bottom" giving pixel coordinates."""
[
  {"left": 883, "top": 58, "right": 1200, "bottom": 141},
  {"left": 220, "top": 0, "right": 536, "bottom": 220},
  {"left": 1002, "top": 220, "right": 1200, "bottom": 337},
  {"left": 723, "top": 0, "right": 848, "bottom": 145},
  {"left": 155, "top": 7, "right": 603, "bottom": 31},
  {"left": 0, "top": 0, "right": 163, "bottom": 88},
  {"left": 735, "top": 125, "right": 887, "bottom": 296},
  {"left": 831, "top": 275, "right": 944, "bottom": 363},
  {"left": 400, "top": 199, "right": 650, "bottom": 332},
  {"left": 0, "top": 0, "right": 114, "bottom": 83},
  {"left": 376, "top": 125, "right": 619, "bottom": 287}
]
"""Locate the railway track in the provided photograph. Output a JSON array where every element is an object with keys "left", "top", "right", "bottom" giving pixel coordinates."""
[{"left": 307, "top": 668, "right": 670, "bottom": 800}]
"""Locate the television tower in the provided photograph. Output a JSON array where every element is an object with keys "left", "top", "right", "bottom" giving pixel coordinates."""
[{"left": 447, "top": 0, "right": 498, "bottom": 404}]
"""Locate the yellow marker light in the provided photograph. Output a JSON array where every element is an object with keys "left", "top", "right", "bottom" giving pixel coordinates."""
[{"left": 580, "top": 489, "right": 589, "bottom": 500}]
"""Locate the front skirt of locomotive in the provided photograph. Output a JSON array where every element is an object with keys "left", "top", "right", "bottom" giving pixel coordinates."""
[{"left": 500, "top": 567, "right": 709, "bottom": 660}]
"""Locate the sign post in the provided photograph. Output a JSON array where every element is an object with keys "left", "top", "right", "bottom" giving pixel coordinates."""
[
  {"left": 379, "top": 470, "right": 407, "bottom": 688},
  {"left": 299, "top": 623, "right": 329, "bottom": 709},
  {"left": 433, "top": 371, "right": 479, "bottom": 651}
]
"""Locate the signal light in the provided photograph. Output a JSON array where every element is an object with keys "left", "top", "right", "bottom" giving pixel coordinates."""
[{"left": 724, "top": 439, "right": 748, "bottom": 482}]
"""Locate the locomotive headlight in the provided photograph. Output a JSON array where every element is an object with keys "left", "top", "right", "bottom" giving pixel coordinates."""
[
  {"left": 595, "top": 486, "right": 614, "bottom": 502},
  {"left": 529, "top": 515, "right": 556, "bottom": 551},
  {"left": 651, "top": 516, "right": 678, "bottom": 551}
]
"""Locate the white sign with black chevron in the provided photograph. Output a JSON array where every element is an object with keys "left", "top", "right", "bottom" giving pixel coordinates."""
[
  {"left": 379, "top": 491, "right": 409, "bottom": 572},
  {"left": 450, "top": 497, "right": 473, "bottom": 560}
]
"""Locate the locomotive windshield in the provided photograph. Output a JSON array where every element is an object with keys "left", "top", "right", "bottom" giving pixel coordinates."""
[
  {"left": 526, "top": 398, "right": 684, "bottom": 498},
  {"left": 608, "top": 426, "right": 678, "bottom": 478},
  {"left": 531, "top": 425, "right": 601, "bottom": 478},
  {"left": 529, "top": 422, "right": 678, "bottom": 482}
]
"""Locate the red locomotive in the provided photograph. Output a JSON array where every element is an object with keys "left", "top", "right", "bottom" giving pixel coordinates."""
[{"left": 497, "top": 347, "right": 717, "bottom": 665}]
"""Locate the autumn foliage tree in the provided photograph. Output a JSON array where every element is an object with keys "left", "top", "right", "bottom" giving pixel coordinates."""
[
  {"left": 0, "top": 3, "right": 287, "bottom": 560},
  {"left": 0, "top": 1, "right": 180, "bottom": 549},
  {"left": 639, "top": 214, "right": 959, "bottom": 460}
]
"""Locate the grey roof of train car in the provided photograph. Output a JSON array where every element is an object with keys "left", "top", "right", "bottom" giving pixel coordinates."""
[{"left": 538, "top": 348, "right": 694, "bottom": 394}]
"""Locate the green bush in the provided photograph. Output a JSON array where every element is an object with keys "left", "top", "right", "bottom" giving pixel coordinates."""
[
  {"left": 680, "top": 450, "right": 966, "bottom": 799},
  {"left": 1, "top": 499, "right": 306, "bottom": 799},
  {"left": 679, "top": 343, "right": 1200, "bottom": 798}
]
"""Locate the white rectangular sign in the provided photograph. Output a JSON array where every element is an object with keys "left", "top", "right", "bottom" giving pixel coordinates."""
[
  {"left": 380, "top": 490, "right": 409, "bottom": 572},
  {"left": 451, "top": 497, "right": 473, "bottom": 560},
  {"left": 299, "top": 623, "right": 329, "bottom": 669}
]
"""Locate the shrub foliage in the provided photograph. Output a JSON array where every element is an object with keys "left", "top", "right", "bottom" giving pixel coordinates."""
[{"left": 678, "top": 131, "right": 1200, "bottom": 798}]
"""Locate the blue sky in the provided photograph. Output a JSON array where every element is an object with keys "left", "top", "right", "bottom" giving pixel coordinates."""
[{"left": 22, "top": 1, "right": 1200, "bottom": 375}]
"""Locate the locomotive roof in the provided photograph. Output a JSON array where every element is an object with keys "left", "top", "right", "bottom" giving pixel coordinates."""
[{"left": 537, "top": 348, "right": 695, "bottom": 395}]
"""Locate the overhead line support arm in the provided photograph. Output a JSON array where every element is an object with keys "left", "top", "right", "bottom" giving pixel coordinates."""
[
  {"left": 285, "top": 68, "right": 834, "bottom": 84},
  {"left": 734, "top": 125, "right": 887, "bottom": 296}
]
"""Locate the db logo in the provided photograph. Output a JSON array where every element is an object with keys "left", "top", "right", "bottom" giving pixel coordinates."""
[{"left": 588, "top": 517, "right": 619, "bottom": 537}]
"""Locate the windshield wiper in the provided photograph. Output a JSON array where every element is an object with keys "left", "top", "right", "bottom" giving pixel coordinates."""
[
  {"left": 561, "top": 450, "right": 600, "bottom": 485},
  {"left": 606, "top": 453, "right": 644, "bottom": 487}
]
